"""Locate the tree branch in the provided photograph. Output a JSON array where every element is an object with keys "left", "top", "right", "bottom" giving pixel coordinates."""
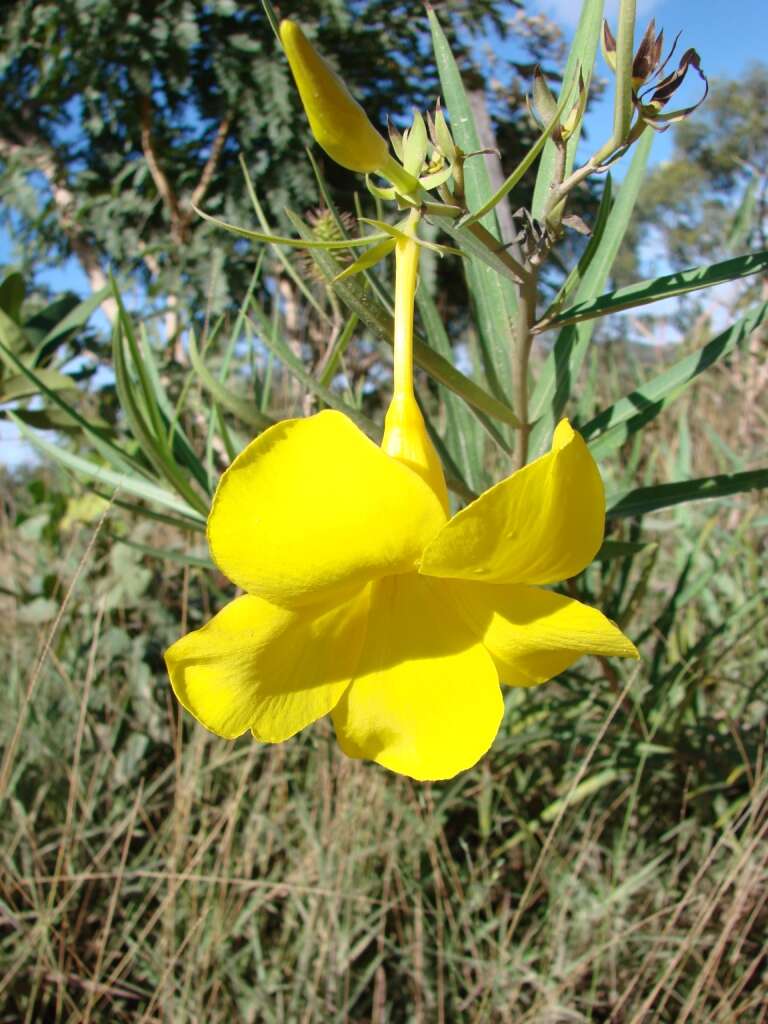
[
  {"left": 138, "top": 95, "right": 184, "bottom": 243},
  {"left": 187, "top": 114, "right": 231, "bottom": 216}
]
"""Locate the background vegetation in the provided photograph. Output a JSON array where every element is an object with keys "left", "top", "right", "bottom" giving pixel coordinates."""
[{"left": 1, "top": 1, "right": 766, "bottom": 1020}]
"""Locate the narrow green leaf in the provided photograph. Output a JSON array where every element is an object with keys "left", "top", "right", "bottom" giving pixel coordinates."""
[
  {"left": 597, "top": 539, "right": 656, "bottom": 561},
  {"left": 727, "top": 179, "right": 758, "bottom": 251},
  {"left": 112, "top": 299, "right": 208, "bottom": 514},
  {"left": 115, "top": 535, "right": 213, "bottom": 570},
  {"left": 0, "top": 271, "right": 24, "bottom": 323},
  {"left": 101, "top": 494, "right": 207, "bottom": 533},
  {"left": 10, "top": 413, "right": 205, "bottom": 521},
  {"left": 33, "top": 286, "right": 110, "bottom": 363},
  {"left": 586, "top": 303, "right": 768, "bottom": 457},
  {"left": 318, "top": 312, "right": 359, "bottom": 389},
  {"left": 543, "top": 175, "right": 614, "bottom": 319},
  {"left": 427, "top": 4, "right": 517, "bottom": 410},
  {"left": 259, "top": 0, "right": 280, "bottom": 40},
  {"left": 607, "top": 469, "right": 768, "bottom": 519},
  {"left": 540, "top": 250, "right": 768, "bottom": 330},
  {"left": 194, "top": 203, "right": 388, "bottom": 251},
  {"left": 334, "top": 238, "right": 396, "bottom": 281}
]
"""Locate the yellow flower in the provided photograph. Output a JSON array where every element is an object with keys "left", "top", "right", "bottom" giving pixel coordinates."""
[
  {"left": 165, "top": 220, "right": 638, "bottom": 782},
  {"left": 279, "top": 20, "right": 389, "bottom": 174}
]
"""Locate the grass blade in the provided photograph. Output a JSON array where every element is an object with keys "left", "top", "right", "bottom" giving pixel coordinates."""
[{"left": 188, "top": 328, "right": 273, "bottom": 430}]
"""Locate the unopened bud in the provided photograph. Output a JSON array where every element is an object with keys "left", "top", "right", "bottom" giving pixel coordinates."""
[{"left": 280, "top": 20, "right": 389, "bottom": 174}]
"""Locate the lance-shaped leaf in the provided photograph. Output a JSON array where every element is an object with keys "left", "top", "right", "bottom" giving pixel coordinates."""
[
  {"left": 607, "top": 469, "right": 768, "bottom": 519},
  {"left": 535, "top": 250, "right": 768, "bottom": 331},
  {"left": 0, "top": 368, "right": 77, "bottom": 404},
  {"left": 427, "top": 4, "right": 517, "bottom": 412},
  {"left": 10, "top": 412, "right": 205, "bottom": 523}
]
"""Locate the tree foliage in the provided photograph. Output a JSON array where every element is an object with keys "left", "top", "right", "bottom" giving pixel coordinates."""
[{"left": 0, "top": 0, "right": 564, "bottom": 331}]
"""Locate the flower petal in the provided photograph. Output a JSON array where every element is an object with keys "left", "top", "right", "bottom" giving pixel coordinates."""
[
  {"left": 332, "top": 574, "right": 503, "bottom": 781},
  {"left": 420, "top": 420, "right": 604, "bottom": 586},
  {"left": 447, "top": 580, "right": 638, "bottom": 686},
  {"left": 208, "top": 411, "right": 446, "bottom": 607},
  {"left": 165, "top": 589, "right": 370, "bottom": 742}
]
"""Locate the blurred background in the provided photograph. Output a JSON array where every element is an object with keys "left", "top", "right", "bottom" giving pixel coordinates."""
[{"left": 1, "top": 1, "right": 766, "bottom": 1020}]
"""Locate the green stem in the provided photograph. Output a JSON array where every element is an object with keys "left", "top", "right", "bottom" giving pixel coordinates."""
[
  {"left": 613, "top": 0, "right": 637, "bottom": 148},
  {"left": 514, "top": 273, "right": 538, "bottom": 469}
]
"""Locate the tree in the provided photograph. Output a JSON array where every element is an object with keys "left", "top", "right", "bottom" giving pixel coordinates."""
[{"left": 0, "top": 0, "right": 564, "bottom": 337}]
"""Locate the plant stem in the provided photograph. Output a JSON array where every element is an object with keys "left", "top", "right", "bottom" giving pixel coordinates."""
[
  {"left": 514, "top": 272, "right": 538, "bottom": 469},
  {"left": 613, "top": 0, "right": 637, "bottom": 146}
]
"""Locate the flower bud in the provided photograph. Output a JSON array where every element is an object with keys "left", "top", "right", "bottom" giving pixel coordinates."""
[{"left": 280, "top": 20, "right": 389, "bottom": 174}]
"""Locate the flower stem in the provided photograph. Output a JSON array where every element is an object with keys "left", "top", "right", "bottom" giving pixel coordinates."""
[
  {"left": 382, "top": 208, "right": 450, "bottom": 512},
  {"left": 392, "top": 210, "right": 420, "bottom": 399}
]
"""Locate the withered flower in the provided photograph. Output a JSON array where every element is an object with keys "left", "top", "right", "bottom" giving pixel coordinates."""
[{"left": 602, "top": 19, "right": 708, "bottom": 132}]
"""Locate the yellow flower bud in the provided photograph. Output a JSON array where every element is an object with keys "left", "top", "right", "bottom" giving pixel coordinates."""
[{"left": 280, "top": 20, "right": 389, "bottom": 174}]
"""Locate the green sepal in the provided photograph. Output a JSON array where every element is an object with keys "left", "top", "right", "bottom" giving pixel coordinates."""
[{"left": 333, "top": 237, "right": 397, "bottom": 281}]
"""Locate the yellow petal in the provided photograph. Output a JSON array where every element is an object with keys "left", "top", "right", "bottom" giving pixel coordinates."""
[
  {"left": 208, "top": 411, "right": 446, "bottom": 607},
  {"left": 332, "top": 574, "right": 503, "bottom": 781},
  {"left": 165, "top": 589, "right": 370, "bottom": 741},
  {"left": 420, "top": 419, "right": 604, "bottom": 586},
  {"left": 447, "top": 580, "right": 638, "bottom": 686},
  {"left": 280, "top": 20, "right": 389, "bottom": 174}
]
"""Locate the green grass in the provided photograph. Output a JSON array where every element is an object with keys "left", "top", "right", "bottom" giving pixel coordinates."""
[{"left": 1, "top": 363, "right": 767, "bottom": 1022}]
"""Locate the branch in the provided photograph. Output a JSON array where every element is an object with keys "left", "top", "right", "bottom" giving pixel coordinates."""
[
  {"left": 187, "top": 114, "right": 231, "bottom": 215},
  {"left": 138, "top": 95, "right": 184, "bottom": 241}
]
